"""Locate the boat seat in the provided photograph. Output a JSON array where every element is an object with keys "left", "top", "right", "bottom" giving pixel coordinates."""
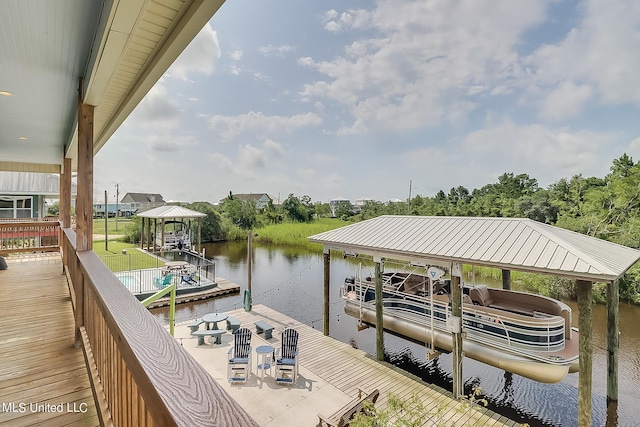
[{"left": 469, "top": 286, "right": 494, "bottom": 306}]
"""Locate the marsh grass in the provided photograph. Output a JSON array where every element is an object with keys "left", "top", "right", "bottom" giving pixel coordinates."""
[{"left": 255, "top": 218, "right": 349, "bottom": 251}]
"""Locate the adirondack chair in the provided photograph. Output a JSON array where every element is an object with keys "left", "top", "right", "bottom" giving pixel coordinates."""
[
  {"left": 275, "top": 328, "right": 299, "bottom": 385},
  {"left": 227, "top": 327, "right": 252, "bottom": 383},
  {"left": 153, "top": 273, "right": 173, "bottom": 288}
]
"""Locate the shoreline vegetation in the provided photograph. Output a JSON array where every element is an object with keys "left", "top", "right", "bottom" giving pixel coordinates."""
[{"left": 96, "top": 217, "right": 635, "bottom": 305}]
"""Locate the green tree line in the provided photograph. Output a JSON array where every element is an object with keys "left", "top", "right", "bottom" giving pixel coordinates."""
[{"left": 116, "top": 154, "right": 640, "bottom": 303}]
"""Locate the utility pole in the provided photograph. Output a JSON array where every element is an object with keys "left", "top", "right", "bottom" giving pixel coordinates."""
[
  {"left": 407, "top": 179, "right": 412, "bottom": 215},
  {"left": 104, "top": 190, "right": 108, "bottom": 252},
  {"left": 245, "top": 229, "right": 254, "bottom": 312},
  {"left": 115, "top": 183, "right": 119, "bottom": 231}
]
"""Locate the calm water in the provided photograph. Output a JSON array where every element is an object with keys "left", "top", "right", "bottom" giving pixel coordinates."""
[{"left": 152, "top": 242, "right": 640, "bottom": 427}]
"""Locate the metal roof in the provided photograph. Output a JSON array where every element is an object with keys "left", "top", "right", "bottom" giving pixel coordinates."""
[
  {"left": 0, "top": 172, "right": 77, "bottom": 196},
  {"left": 309, "top": 215, "right": 640, "bottom": 283},
  {"left": 137, "top": 205, "right": 205, "bottom": 219}
]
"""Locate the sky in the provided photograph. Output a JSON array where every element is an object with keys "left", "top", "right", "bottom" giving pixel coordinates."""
[{"left": 94, "top": 0, "right": 640, "bottom": 205}]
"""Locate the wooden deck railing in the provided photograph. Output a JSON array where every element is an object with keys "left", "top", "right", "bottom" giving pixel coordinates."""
[
  {"left": 62, "top": 228, "right": 258, "bottom": 427},
  {"left": 0, "top": 220, "right": 61, "bottom": 255}
]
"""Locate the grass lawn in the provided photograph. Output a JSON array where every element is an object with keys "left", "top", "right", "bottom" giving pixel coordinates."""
[
  {"left": 93, "top": 218, "right": 132, "bottom": 235},
  {"left": 93, "top": 240, "right": 163, "bottom": 272}
]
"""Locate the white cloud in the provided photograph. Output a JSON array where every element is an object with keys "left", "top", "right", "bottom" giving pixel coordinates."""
[
  {"left": 539, "top": 81, "right": 593, "bottom": 121},
  {"left": 264, "top": 139, "right": 285, "bottom": 157},
  {"left": 258, "top": 44, "right": 294, "bottom": 56},
  {"left": 526, "top": 0, "right": 640, "bottom": 106},
  {"left": 322, "top": 9, "right": 371, "bottom": 32},
  {"left": 239, "top": 144, "right": 266, "bottom": 168},
  {"left": 230, "top": 50, "right": 244, "bottom": 61},
  {"left": 148, "top": 134, "right": 198, "bottom": 152},
  {"left": 303, "top": 0, "right": 547, "bottom": 133},
  {"left": 131, "top": 79, "right": 180, "bottom": 130},
  {"left": 461, "top": 121, "right": 615, "bottom": 185},
  {"left": 625, "top": 137, "right": 640, "bottom": 161},
  {"left": 208, "top": 111, "right": 322, "bottom": 139},
  {"left": 169, "top": 23, "right": 220, "bottom": 81}
]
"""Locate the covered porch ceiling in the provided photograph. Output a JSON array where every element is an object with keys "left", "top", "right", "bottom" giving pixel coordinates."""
[
  {"left": 0, "top": 0, "right": 225, "bottom": 174},
  {"left": 309, "top": 215, "right": 640, "bottom": 283}
]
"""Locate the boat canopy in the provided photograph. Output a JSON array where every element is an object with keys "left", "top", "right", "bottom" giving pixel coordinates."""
[
  {"left": 137, "top": 205, "right": 206, "bottom": 219},
  {"left": 309, "top": 215, "right": 640, "bottom": 283}
]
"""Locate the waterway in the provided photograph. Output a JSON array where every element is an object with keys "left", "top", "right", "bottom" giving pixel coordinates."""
[{"left": 152, "top": 241, "right": 640, "bottom": 427}]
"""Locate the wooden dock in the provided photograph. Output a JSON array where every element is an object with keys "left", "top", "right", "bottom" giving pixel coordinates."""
[
  {"left": 177, "top": 305, "right": 520, "bottom": 427},
  {"left": 145, "top": 277, "right": 240, "bottom": 308},
  {"left": 0, "top": 254, "right": 99, "bottom": 426}
]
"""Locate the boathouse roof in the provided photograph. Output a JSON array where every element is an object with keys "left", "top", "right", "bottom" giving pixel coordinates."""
[
  {"left": 309, "top": 215, "right": 640, "bottom": 283},
  {"left": 137, "top": 205, "right": 206, "bottom": 219}
]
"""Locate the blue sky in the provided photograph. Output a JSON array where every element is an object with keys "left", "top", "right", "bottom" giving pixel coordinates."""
[{"left": 94, "top": 0, "right": 640, "bottom": 205}]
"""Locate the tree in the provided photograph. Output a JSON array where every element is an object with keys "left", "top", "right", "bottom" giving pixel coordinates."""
[
  {"left": 185, "top": 201, "right": 223, "bottom": 242},
  {"left": 219, "top": 195, "right": 258, "bottom": 229},
  {"left": 47, "top": 201, "right": 60, "bottom": 216},
  {"left": 282, "top": 193, "right": 314, "bottom": 222}
]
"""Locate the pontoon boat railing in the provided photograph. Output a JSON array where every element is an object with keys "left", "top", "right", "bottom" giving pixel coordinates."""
[{"left": 343, "top": 280, "right": 566, "bottom": 355}]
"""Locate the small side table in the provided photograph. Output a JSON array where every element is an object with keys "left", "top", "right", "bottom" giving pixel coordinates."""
[{"left": 256, "top": 345, "right": 274, "bottom": 379}]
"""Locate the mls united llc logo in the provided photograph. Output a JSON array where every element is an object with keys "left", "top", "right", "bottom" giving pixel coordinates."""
[{"left": 1, "top": 402, "right": 88, "bottom": 413}]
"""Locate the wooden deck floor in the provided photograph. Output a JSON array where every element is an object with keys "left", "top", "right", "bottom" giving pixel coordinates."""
[
  {"left": 0, "top": 254, "right": 100, "bottom": 426},
  {"left": 178, "top": 305, "right": 520, "bottom": 427}
]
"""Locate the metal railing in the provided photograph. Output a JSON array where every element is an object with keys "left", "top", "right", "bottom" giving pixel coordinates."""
[{"left": 100, "top": 252, "right": 216, "bottom": 296}]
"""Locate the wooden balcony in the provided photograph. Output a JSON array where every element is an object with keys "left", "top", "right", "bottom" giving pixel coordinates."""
[
  {"left": 0, "top": 253, "right": 99, "bottom": 426},
  {"left": 0, "top": 223, "right": 258, "bottom": 426}
]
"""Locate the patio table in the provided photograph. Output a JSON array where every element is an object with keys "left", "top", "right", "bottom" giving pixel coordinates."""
[{"left": 202, "top": 312, "right": 228, "bottom": 330}]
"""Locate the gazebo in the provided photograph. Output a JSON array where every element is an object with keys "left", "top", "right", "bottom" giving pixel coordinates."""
[{"left": 137, "top": 205, "right": 206, "bottom": 255}]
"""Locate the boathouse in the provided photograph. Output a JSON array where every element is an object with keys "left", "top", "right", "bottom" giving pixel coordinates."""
[
  {"left": 310, "top": 215, "right": 640, "bottom": 427},
  {"left": 0, "top": 1, "right": 257, "bottom": 426}
]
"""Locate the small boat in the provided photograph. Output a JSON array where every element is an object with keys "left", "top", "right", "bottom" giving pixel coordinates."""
[
  {"left": 155, "top": 220, "right": 192, "bottom": 251},
  {"left": 341, "top": 271, "right": 579, "bottom": 383}
]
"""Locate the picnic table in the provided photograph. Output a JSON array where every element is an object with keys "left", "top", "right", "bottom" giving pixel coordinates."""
[{"left": 203, "top": 312, "right": 228, "bottom": 330}]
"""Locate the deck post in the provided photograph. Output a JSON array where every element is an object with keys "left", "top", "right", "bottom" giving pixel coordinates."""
[
  {"left": 60, "top": 157, "right": 72, "bottom": 270},
  {"left": 606, "top": 280, "right": 619, "bottom": 403},
  {"left": 501, "top": 269, "right": 511, "bottom": 290},
  {"left": 374, "top": 257, "right": 384, "bottom": 361},
  {"left": 323, "top": 248, "right": 330, "bottom": 336},
  {"left": 75, "top": 82, "right": 94, "bottom": 253},
  {"left": 577, "top": 279, "right": 593, "bottom": 427},
  {"left": 451, "top": 263, "right": 463, "bottom": 399},
  {"left": 197, "top": 218, "right": 202, "bottom": 253},
  {"left": 140, "top": 217, "right": 145, "bottom": 249},
  {"left": 75, "top": 80, "right": 93, "bottom": 346},
  {"left": 161, "top": 218, "right": 165, "bottom": 256}
]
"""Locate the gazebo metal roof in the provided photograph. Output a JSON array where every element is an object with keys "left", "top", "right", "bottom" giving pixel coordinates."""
[
  {"left": 309, "top": 215, "right": 640, "bottom": 283},
  {"left": 137, "top": 205, "right": 205, "bottom": 220}
]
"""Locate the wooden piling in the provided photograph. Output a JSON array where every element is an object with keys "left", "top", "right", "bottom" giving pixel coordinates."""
[
  {"left": 375, "top": 259, "right": 384, "bottom": 361},
  {"left": 577, "top": 279, "right": 593, "bottom": 427},
  {"left": 323, "top": 249, "right": 330, "bottom": 336},
  {"left": 607, "top": 280, "right": 619, "bottom": 403}
]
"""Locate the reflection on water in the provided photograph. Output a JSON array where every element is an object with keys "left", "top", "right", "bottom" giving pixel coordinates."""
[{"left": 152, "top": 241, "right": 640, "bottom": 427}]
